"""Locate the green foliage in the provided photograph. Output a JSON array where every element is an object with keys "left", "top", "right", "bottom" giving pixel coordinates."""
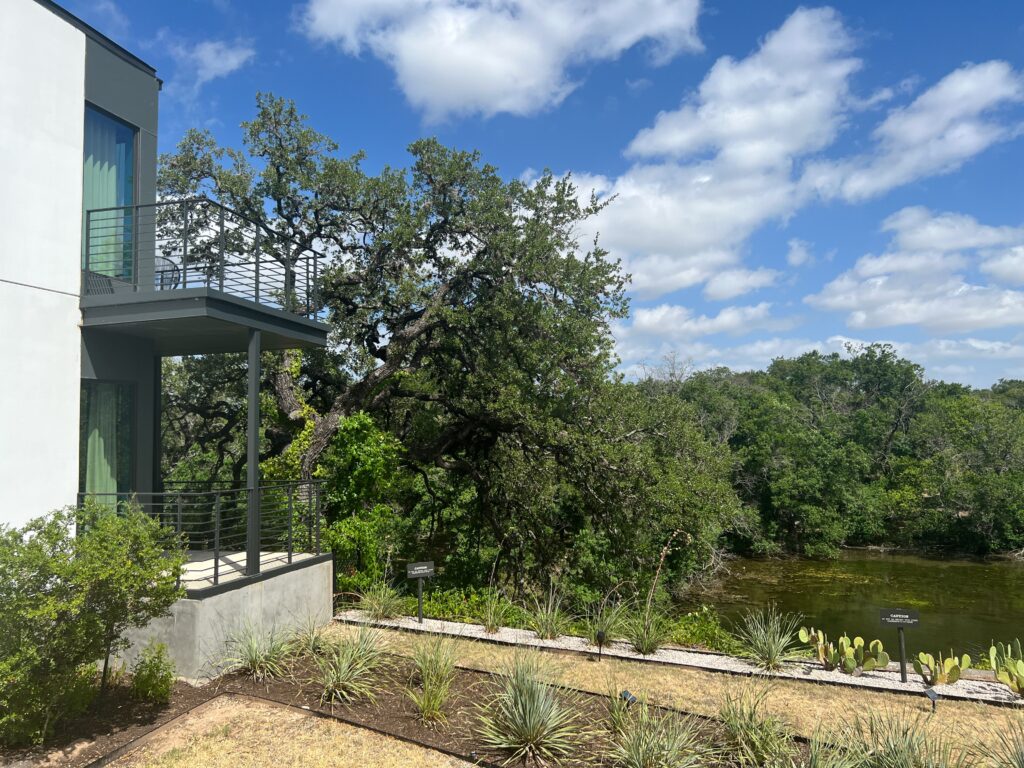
[
  {"left": 990, "top": 638, "right": 1023, "bottom": 671},
  {"left": 718, "top": 687, "right": 797, "bottom": 768},
  {"left": 912, "top": 651, "right": 970, "bottom": 686},
  {"left": 358, "top": 579, "right": 405, "bottom": 621},
  {"left": 800, "top": 628, "right": 892, "bottom": 676},
  {"left": 288, "top": 617, "right": 332, "bottom": 658},
  {"left": 836, "top": 709, "right": 972, "bottom": 768},
  {"left": 672, "top": 606, "right": 741, "bottom": 653},
  {"left": 407, "top": 637, "right": 457, "bottom": 724},
  {"left": 608, "top": 700, "right": 711, "bottom": 768},
  {"left": 583, "top": 590, "right": 630, "bottom": 646},
  {"left": 131, "top": 643, "right": 176, "bottom": 705},
  {"left": 315, "top": 628, "right": 388, "bottom": 707},
  {"left": 222, "top": 625, "right": 291, "bottom": 683},
  {"left": 977, "top": 717, "right": 1024, "bottom": 768},
  {"left": 528, "top": 586, "right": 572, "bottom": 640},
  {"left": 732, "top": 605, "right": 801, "bottom": 671},
  {"left": 477, "top": 653, "right": 582, "bottom": 765},
  {"left": 0, "top": 504, "right": 184, "bottom": 746},
  {"left": 482, "top": 590, "right": 515, "bottom": 634},
  {"left": 624, "top": 606, "right": 675, "bottom": 656},
  {"left": 996, "top": 658, "right": 1024, "bottom": 697}
]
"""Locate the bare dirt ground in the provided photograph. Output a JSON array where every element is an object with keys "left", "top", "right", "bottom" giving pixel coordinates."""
[{"left": 108, "top": 695, "right": 472, "bottom": 768}]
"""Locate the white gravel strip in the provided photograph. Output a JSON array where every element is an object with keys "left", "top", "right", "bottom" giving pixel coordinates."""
[{"left": 335, "top": 610, "right": 1022, "bottom": 707}]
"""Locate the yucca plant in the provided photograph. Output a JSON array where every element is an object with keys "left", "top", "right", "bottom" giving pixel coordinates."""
[
  {"left": 528, "top": 586, "right": 571, "bottom": 641},
  {"left": 222, "top": 624, "right": 292, "bottom": 683},
  {"left": 610, "top": 700, "right": 712, "bottom": 768},
  {"left": 477, "top": 653, "right": 582, "bottom": 765},
  {"left": 719, "top": 687, "right": 797, "bottom": 768},
  {"left": 288, "top": 616, "right": 331, "bottom": 658},
  {"left": 584, "top": 591, "right": 630, "bottom": 646},
  {"left": 407, "top": 637, "right": 457, "bottom": 724},
  {"left": 482, "top": 589, "right": 513, "bottom": 634},
  {"left": 624, "top": 605, "right": 675, "bottom": 656},
  {"left": 845, "top": 708, "right": 972, "bottom": 768},
  {"left": 359, "top": 580, "right": 405, "bottom": 621},
  {"left": 315, "top": 627, "right": 388, "bottom": 707},
  {"left": 732, "top": 604, "right": 802, "bottom": 671},
  {"left": 977, "top": 718, "right": 1024, "bottom": 768}
]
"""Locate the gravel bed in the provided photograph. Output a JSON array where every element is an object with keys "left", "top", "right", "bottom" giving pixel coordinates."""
[{"left": 335, "top": 610, "right": 1022, "bottom": 707}]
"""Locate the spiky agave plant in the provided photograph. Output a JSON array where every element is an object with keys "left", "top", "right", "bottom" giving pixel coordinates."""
[
  {"left": 407, "top": 636, "right": 457, "bottom": 724},
  {"left": 315, "top": 627, "right": 388, "bottom": 707},
  {"left": 477, "top": 653, "right": 582, "bottom": 765},
  {"left": 731, "top": 603, "right": 802, "bottom": 671}
]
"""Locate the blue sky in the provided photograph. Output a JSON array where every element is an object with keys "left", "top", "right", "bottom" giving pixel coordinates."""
[{"left": 68, "top": 0, "right": 1024, "bottom": 387}]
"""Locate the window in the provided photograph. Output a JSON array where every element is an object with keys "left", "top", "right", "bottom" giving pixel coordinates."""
[
  {"left": 79, "top": 380, "right": 135, "bottom": 497},
  {"left": 83, "top": 105, "right": 136, "bottom": 276}
]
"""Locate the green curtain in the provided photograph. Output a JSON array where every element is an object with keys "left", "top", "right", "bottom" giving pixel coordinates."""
[
  {"left": 80, "top": 382, "right": 133, "bottom": 498},
  {"left": 83, "top": 106, "right": 135, "bottom": 277}
]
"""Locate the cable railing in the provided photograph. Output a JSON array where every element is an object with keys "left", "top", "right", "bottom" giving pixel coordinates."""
[
  {"left": 77, "top": 479, "right": 324, "bottom": 591},
  {"left": 82, "top": 198, "right": 323, "bottom": 319}
]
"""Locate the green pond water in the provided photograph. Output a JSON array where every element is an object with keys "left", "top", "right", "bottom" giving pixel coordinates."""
[{"left": 687, "top": 551, "right": 1024, "bottom": 656}]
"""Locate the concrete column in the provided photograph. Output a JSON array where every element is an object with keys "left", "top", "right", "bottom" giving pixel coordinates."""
[{"left": 246, "top": 329, "right": 261, "bottom": 576}]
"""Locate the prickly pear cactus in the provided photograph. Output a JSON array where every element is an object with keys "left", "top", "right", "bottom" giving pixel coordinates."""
[
  {"left": 990, "top": 638, "right": 1023, "bottom": 672},
  {"left": 913, "top": 651, "right": 970, "bottom": 686},
  {"left": 997, "top": 659, "right": 1024, "bottom": 697}
]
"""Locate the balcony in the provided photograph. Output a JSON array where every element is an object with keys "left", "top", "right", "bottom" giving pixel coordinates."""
[
  {"left": 80, "top": 198, "right": 328, "bottom": 355},
  {"left": 79, "top": 479, "right": 328, "bottom": 598}
]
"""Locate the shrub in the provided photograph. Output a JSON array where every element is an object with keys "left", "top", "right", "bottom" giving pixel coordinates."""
[
  {"left": 624, "top": 606, "right": 674, "bottom": 656},
  {"left": 407, "top": 637, "right": 457, "bottom": 723},
  {"left": 732, "top": 604, "right": 802, "bottom": 671},
  {"left": 672, "top": 605, "right": 741, "bottom": 653},
  {"left": 477, "top": 653, "right": 581, "bottom": 764},
  {"left": 0, "top": 504, "right": 184, "bottom": 746},
  {"left": 222, "top": 624, "right": 291, "bottom": 683},
  {"left": 316, "top": 628, "right": 388, "bottom": 707},
  {"left": 131, "top": 643, "right": 176, "bottom": 704},
  {"left": 359, "top": 580, "right": 405, "bottom": 621},
  {"left": 527, "top": 586, "right": 571, "bottom": 640},
  {"left": 609, "top": 701, "right": 711, "bottom": 768},
  {"left": 719, "top": 687, "right": 797, "bottom": 767}
]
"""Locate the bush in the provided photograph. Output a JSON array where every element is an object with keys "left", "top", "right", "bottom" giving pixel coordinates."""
[
  {"left": 407, "top": 637, "right": 457, "bottom": 723},
  {"left": 624, "top": 606, "right": 675, "bottom": 656},
  {"left": 477, "top": 653, "right": 581, "bottom": 764},
  {"left": 222, "top": 624, "right": 292, "bottom": 682},
  {"left": 0, "top": 504, "right": 184, "bottom": 746},
  {"left": 731, "top": 604, "right": 801, "bottom": 671},
  {"left": 359, "top": 580, "right": 405, "bottom": 620},
  {"left": 131, "top": 643, "right": 176, "bottom": 704},
  {"left": 719, "top": 687, "right": 797, "bottom": 767},
  {"left": 609, "top": 700, "right": 711, "bottom": 768},
  {"left": 672, "top": 606, "right": 741, "bottom": 653},
  {"left": 316, "top": 628, "right": 388, "bottom": 707}
]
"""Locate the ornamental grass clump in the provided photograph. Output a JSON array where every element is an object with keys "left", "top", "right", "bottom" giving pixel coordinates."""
[
  {"left": 977, "top": 717, "right": 1024, "bottom": 768},
  {"left": 358, "top": 579, "right": 405, "bottom": 621},
  {"left": 482, "top": 589, "right": 513, "bottom": 634},
  {"left": 477, "top": 652, "right": 582, "bottom": 765},
  {"left": 584, "top": 590, "right": 630, "bottom": 647},
  {"left": 407, "top": 636, "right": 457, "bottom": 724},
  {"left": 222, "top": 624, "right": 292, "bottom": 683},
  {"left": 527, "top": 586, "right": 571, "bottom": 641},
  {"left": 842, "top": 709, "right": 971, "bottom": 768},
  {"left": 719, "top": 687, "right": 797, "bottom": 768},
  {"left": 315, "top": 627, "right": 388, "bottom": 708},
  {"left": 288, "top": 616, "right": 331, "bottom": 658},
  {"left": 609, "top": 699, "right": 712, "bottom": 768},
  {"left": 624, "top": 605, "right": 675, "bottom": 656},
  {"left": 732, "top": 604, "right": 802, "bottom": 671}
]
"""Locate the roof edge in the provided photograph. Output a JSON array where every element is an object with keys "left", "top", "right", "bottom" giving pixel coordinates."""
[{"left": 34, "top": 0, "right": 159, "bottom": 79}]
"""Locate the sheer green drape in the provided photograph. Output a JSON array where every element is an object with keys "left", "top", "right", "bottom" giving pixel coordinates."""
[
  {"left": 83, "top": 106, "right": 135, "bottom": 277},
  {"left": 80, "top": 382, "right": 134, "bottom": 497}
]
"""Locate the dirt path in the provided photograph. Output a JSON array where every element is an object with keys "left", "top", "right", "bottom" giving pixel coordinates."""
[{"left": 109, "top": 695, "right": 472, "bottom": 768}]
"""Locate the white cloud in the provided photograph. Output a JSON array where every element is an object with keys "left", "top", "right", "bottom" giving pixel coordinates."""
[
  {"left": 704, "top": 268, "right": 780, "bottom": 300},
  {"left": 297, "top": 0, "right": 702, "bottom": 121},
  {"left": 807, "top": 206, "right": 1024, "bottom": 332},
  {"left": 160, "top": 34, "right": 256, "bottom": 98},
  {"left": 786, "top": 238, "right": 813, "bottom": 267},
  {"left": 804, "top": 61, "right": 1024, "bottom": 201}
]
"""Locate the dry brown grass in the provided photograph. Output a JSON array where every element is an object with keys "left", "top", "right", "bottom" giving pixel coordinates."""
[
  {"left": 327, "top": 623, "right": 1024, "bottom": 744},
  {"left": 110, "top": 695, "right": 471, "bottom": 768}
]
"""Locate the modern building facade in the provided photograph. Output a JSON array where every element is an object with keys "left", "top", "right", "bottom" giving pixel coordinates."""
[{"left": 0, "top": 0, "right": 333, "bottom": 678}]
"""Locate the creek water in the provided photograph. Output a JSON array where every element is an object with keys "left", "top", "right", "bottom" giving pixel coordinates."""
[{"left": 686, "top": 550, "right": 1024, "bottom": 656}]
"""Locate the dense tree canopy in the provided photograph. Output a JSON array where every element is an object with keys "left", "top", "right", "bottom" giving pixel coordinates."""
[{"left": 161, "top": 95, "right": 1024, "bottom": 607}]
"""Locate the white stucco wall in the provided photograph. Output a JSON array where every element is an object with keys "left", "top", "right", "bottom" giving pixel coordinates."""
[{"left": 0, "top": 0, "right": 86, "bottom": 527}]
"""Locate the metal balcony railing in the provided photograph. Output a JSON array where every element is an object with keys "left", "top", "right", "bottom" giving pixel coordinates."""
[
  {"left": 82, "top": 198, "right": 323, "bottom": 318},
  {"left": 77, "top": 479, "right": 325, "bottom": 592}
]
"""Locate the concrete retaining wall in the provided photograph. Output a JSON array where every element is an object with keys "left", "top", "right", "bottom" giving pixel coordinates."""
[{"left": 121, "top": 559, "right": 332, "bottom": 682}]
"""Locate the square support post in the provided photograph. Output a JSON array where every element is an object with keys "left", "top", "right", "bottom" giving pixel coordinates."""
[{"left": 246, "top": 328, "right": 261, "bottom": 576}]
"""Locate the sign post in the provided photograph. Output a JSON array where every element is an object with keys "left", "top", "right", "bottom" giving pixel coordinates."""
[
  {"left": 880, "top": 608, "right": 920, "bottom": 682},
  {"left": 407, "top": 561, "right": 435, "bottom": 624}
]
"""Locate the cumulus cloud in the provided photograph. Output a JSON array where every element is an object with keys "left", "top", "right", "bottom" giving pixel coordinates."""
[
  {"left": 703, "top": 268, "right": 780, "bottom": 300},
  {"left": 803, "top": 61, "right": 1024, "bottom": 201},
  {"left": 807, "top": 206, "right": 1024, "bottom": 332},
  {"left": 786, "top": 238, "right": 813, "bottom": 267},
  {"left": 161, "top": 34, "right": 256, "bottom": 97},
  {"left": 297, "top": 0, "right": 702, "bottom": 121}
]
